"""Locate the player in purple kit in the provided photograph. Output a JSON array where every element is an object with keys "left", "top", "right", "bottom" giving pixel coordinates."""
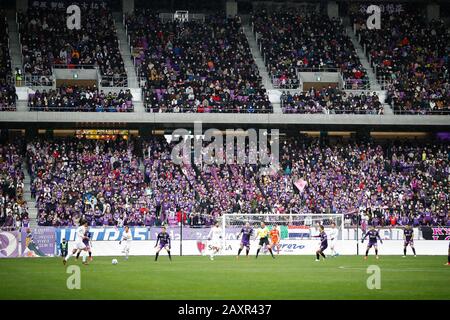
[
  {"left": 313, "top": 225, "right": 327, "bottom": 261},
  {"left": 76, "top": 230, "right": 93, "bottom": 261},
  {"left": 446, "top": 242, "right": 450, "bottom": 266},
  {"left": 362, "top": 226, "right": 383, "bottom": 260},
  {"left": 236, "top": 222, "right": 253, "bottom": 259},
  {"left": 154, "top": 226, "right": 172, "bottom": 261},
  {"left": 402, "top": 225, "right": 416, "bottom": 257}
]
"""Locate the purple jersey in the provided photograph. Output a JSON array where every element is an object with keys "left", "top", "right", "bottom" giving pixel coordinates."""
[
  {"left": 364, "top": 229, "right": 381, "bottom": 244},
  {"left": 83, "top": 231, "right": 91, "bottom": 246},
  {"left": 156, "top": 232, "right": 170, "bottom": 247},
  {"left": 319, "top": 232, "right": 328, "bottom": 247},
  {"left": 404, "top": 229, "right": 413, "bottom": 240},
  {"left": 240, "top": 227, "right": 253, "bottom": 245}
]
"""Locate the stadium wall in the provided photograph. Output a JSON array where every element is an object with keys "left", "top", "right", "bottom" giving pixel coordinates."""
[
  {"left": 64, "top": 240, "right": 449, "bottom": 256},
  {"left": 1, "top": 227, "right": 448, "bottom": 258}
]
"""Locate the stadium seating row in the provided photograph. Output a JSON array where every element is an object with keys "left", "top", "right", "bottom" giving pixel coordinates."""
[{"left": 2, "top": 136, "right": 447, "bottom": 228}]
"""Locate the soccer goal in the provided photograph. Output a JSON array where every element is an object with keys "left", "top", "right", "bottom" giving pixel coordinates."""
[{"left": 220, "top": 213, "right": 344, "bottom": 255}]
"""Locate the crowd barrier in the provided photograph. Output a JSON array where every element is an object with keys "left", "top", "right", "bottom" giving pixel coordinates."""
[{"left": 0, "top": 226, "right": 448, "bottom": 258}]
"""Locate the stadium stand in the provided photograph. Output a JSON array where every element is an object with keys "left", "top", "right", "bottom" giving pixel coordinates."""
[
  {"left": 280, "top": 88, "right": 383, "bottom": 114},
  {"left": 28, "top": 86, "right": 134, "bottom": 112},
  {"left": 126, "top": 11, "right": 272, "bottom": 113},
  {"left": 352, "top": 10, "right": 450, "bottom": 115},
  {"left": 0, "top": 141, "right": 29, "bottom": 229},
  {"left": 17, "top": 3, "right": 127, "bottom": 87},
  {"left": 252, "top": 9, "right": 369, "bottom": 89},
  {"left": 0, "top": 11, "right": 16, "bottom": 111},
  {"left": 17, "top": 135, "right": 449, "bottom": 228}
]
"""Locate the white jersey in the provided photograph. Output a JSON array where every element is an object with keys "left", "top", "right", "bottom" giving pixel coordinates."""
[
  {"left": 76, "top": 226, "right": 86, "bottom": 242},
  {"left": 121, "top": 230, "right": 132, "bottom": 244},
  {"left": 75, "top": 225, "right": 87, "bottom": 250},
  {"left": 328, "top": 228, "right": 339, "bottom": 241},
  {"left": 208, "top": 226, "right": 222, "bottom": 242}
]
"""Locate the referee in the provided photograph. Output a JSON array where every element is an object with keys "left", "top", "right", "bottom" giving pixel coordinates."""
[{"left": 256, "top": 222, "right": 275, "bottom": 259}]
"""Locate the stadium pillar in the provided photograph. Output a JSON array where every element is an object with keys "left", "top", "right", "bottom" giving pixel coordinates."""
[
  {"left": 0, "top": 129, "right": 8, "bottom": 144},
  {"left": 16, "top": 0, "right": 27, "bottom": 11},
  {"left": 122, "top": 0, "right": 134, "bottom": 15},
  {"left": 45, "top": 129, "right": 54, "bottom": 140},
  {"left": 139, "top": 126, "right": 153, "bottom": 139},
  {"left": 319, "top": 131, "right": 328, "bottom": 145},
  {"left": 226, "top": 1, "right": 238, "bottom": 17},
  {"left": 355, "top": 129, "right": 371, "bottom": 142},
  {"left": 327, "top": 1, "right": 339, "bottom": 19},
  {"left": 25, "top": 127, "right": 38, "bottom": 142},
  {"left": 426, "top": 3, "right": 440, "bottom": 22}
]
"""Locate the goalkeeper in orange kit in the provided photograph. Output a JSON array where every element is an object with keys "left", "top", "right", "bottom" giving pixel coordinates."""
[{"left": 269, "top": 226, "right": 281, "bottom": 254}]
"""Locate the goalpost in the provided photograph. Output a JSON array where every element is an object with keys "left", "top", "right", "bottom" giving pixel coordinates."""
[{"left": 220, "top": 213, "right": 345, "bottom": 255}]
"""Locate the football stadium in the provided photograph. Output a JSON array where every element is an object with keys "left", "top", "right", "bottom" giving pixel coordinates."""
[{"left": 0, "top": 0, "right": 449, "bottom": 302}]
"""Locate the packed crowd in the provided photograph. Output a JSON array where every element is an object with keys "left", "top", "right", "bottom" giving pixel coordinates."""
[
  {"left": 0, "top": 13, "right": 16, "bottom": 111},
  {"left": 18, "top": 3, "right": 127, "bottom": 86},
  {"left": 252, "top": 9, "right": 368, "bottom": 89},
  {"left": 352, "top": 11, "right": 450, "bottom": 114},
  {"left": 281, "top": 88, "right": 383, "bottom": 114},
  {"left": 265, "top": 137, "right": 449, "bottom": 227},
  {"left": 28, "top": 86, "right": 133, "bottom": 112},
  {"left": 126, "top": 11, "right": 272, "bottom": 113},
  {"left": 0, "top": 141, "right": 30, "bottom": 230},
  {"left": 14, "top": 135, "right": 448, "bottom": 228}
]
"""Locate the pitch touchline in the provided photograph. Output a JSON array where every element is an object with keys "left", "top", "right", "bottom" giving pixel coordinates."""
[{"left": 338, "top": 266, "right": 446, "bottom": 272}]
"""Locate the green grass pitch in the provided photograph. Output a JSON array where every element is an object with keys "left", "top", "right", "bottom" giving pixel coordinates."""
[{"left": 0, "top": 255, "right": 448, "bottom": 299}]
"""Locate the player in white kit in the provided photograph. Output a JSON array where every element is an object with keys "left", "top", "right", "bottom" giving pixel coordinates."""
[
  {"left": 329, "top": 222, "right": 339, "bottom": 257},
  {"left": 207, "top": 221, "right": 222, "bottom": 260},
  {"left": 119, "top": 225, "right": 132, "bottom": 260},
  {"left": 63, "top": 221, "right": 89, "bottom": 265}
]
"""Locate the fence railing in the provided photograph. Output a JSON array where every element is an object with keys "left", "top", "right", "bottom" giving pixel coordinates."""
[
  {"left": 144, "top": 104, "right": 273, "bottom": 113},
  {"left": 99, "top": 75, "right": 128, "bottom": 88},
  {"left": 18, "top": 75, "right": 54, "bottom": 87},
  {"left": 272, "top": 76, "right": 300, "bottom": 89},
  {"left": 52, "top": 64, "right": 96, "bottom": 70},
  {"left": 392, "top": 108, "right": 450, "bottom": 115}
]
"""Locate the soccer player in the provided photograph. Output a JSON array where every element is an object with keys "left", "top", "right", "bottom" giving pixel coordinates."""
[
  {"left": 63, "top": 221, "right": 89, "bottom": 265},
  {"left": 119, "top": 225, "right": 132, "bottom": 260},
  {"left": 362, "top": 226, "right": 383, "bottom": 260},
  {"left": 255, "top": 222, "right": 275, "bottom": 259},
  {"left": 329, "top": 222, "right": 339, "bottom": 257},
  {"left": 76, "top": 229, "right": 93, "bottom": 261},
  {"left": 446, "top": 242, "right": 450, "bottom": 266},
  {"left": 403, "top": 225, "right": 416, "bottom": 257},
  {"left": 314, "top": 225, "right": 327, "bottom": 261},
  {"left": 269, "top": 226, "right": 280, "bottom": 254},
  {"left": 154, "top": 226, "right": 171, "bottom": 261},
  {"left": 207, "top": 221, "right": 222, "bottom": 260},
  {"left": 236, "top": 222, "right": 253, "bottom": 258}
]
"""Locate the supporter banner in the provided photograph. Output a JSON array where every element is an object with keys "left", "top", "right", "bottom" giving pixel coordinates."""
[
  {"left": 66, "top": 240, "right": 449, "bottom": 256},
  {"left": 30, "top": 0, "right": 109, "bottom": 9},
  {"left": 0, "top": 231, "right": 20, "bottom": 258},
  {"left": 294, "top": 179, "right": 307, "bottom": 192},
  {"left": 344, "top": 228, "right": 421, "bottom": 240},
  {"left": 55, "top": 227, "right": 150, "bottom": 244},
  {"left": 421, "top": 227, "right": 450, "bottom": 240},
  {"left": 21, "top": 227, "right": 56, "bottom": 257},
  {"left": 55, "top": 227, "right": 245, "bottom": 244}
]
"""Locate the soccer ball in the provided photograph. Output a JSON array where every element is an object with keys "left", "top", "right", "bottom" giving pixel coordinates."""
[{"left": 112, "top": 259, "right": 118, "bottom": 265}]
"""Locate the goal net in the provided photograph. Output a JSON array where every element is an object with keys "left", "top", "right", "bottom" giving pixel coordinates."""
[{"left": 220, "top": 214, "right": 344, "bottom": 255}]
